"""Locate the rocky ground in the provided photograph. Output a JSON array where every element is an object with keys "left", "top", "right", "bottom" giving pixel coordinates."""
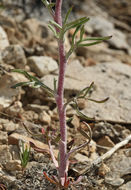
[{"left": 0, "top": 0, "right": 131, "bottom": 189}]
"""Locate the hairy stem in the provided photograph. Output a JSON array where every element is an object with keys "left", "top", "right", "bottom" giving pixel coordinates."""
[{"left": 55, "top": 0, "right": 67, "bottom": 178}]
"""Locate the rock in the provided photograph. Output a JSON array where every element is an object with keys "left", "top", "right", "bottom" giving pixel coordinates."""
[
  {"left": 1, "top": 44, "right": 26, "bottom": 68},
  {"left": 8, "top": 133, "right": 48, "bottom": 153},
  {"left": 77, "top": 99, "right": 87, "bottom": 109},
  {"left": 5, "top": 160, "right": 21, "bottom": 171},
  {"left": 98, "top": 163, "right": 110, "bottom": 177},
  {"left": 9, "top": 145, "right": 20, "bottom": 160},
  {"left": 0, "top": 72, "right": 27, "bottom": 108},
  {"left": 27, "top": 56, "right": 58, "bottom": 77},
  {"left": 97, "top": 136, "right": 115, "bottom": 147},
  {"left": 118, "top": 181, "right": 131, "bottom": 190},
  {"left": 92, "top": 122, "right": 122, "bottom": 140},
  {"left": 0, "top": 172, "right": 16, "bottom": 186},
  {"left": 33, "top": 153, "right": 49, "bottom": 163},
  {"left": 2, "top": 121, "right": 19, "bottom": 133},
  {"left": 5, "top": 101, "right": 23, "bottom": 117},
  {"left": 0, "top": 131, "right": 8, "bottom": 145},
  {"left": 41, "top": 74, "right": 87, "bottom": 98},
  {"left": 22, "top": 110, "right": 39, "bottom": 122},
  {"left": 0, "top": 26, "right": 9, "bottom": 51},
  {"left": 74, "top": 153, "right": 89, "bottom": 162},
  {"left": 65, "top": 61, "right": 131, "bottom": 122},
  {"left": 0, "top": 145, "right": 12, "bottom": 164},
  {"left": 71, "top": 115, "right": 80, "bottom": 129},
  {"left": 26, "top": 104, "right": 49, "bottom": 113},
  {"left": 105, "top": 152, "right": 131, "bottom": 185},
  {"left": 88, "top": 16, "right": 129, "bottom": 50},
  {"left": 8, "top": 132, "right": 58, "bottom": 158},
  {"left": 54, "top": 60, "right": 131, "bottom": 122},
  {"left": 39, "top": 111, "right": 51, "bottom": 125},
  {"left": 105, "top": 177, "right": 124, "bottom": 186}
]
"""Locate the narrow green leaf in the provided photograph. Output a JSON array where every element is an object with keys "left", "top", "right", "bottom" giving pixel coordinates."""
[
  {"left": 76, "top": 108, "right": 95, "bottom": 120},
  {"left": 87, "top": 97, "right": 109, "bottom": 103},
  {"left": 65, "top": 17, "right": 89, "bottom": 31},
  {"left": 81, "top": 35, "right": 112, "bottom": 42},
  {"left": 73, "top": 102, "right": 94, "bottom": 120},
  {"left": 12, "top": 69, "right": 33, "bottom": 80},
  {"left": 48, "top": 24, "right": 58, "bottom": 37},
  {"left": 71, "top": 25, "right": 81, "bottom": 46},
  {"left": 77, "top": 127, "right": 90, "bottom": 139},
  {"left": 49, "top": 20, "right": 62, "bottom": 30},
  {"left": 80, "top": 25, "right": 85, "bottom": 41},
  {"left": 63, "top": 7, "right": 73, "bottom": 25},
  {"left": 77, "top": 40, "right": 103, "bottom": 47},
  {"left": 76, "top": 82, "right": 94, "bottom": 98},
  {"left": 41, "top": 0, "right": 48, "bottom": 6},
  {"left": 83, "top": 82, "right": 94, "bottom": 98},
  {"left": 53, "top": 78, "right": 57, "bottom": 93},
  {"left": 11, "top": 82, "right": 30, "bottom": 89},
  {"left": 12, "top": 69, "right": 55, "bottom": 96},
  {"left": 48, "top": 3, "right": 55, "bottom": 8}
]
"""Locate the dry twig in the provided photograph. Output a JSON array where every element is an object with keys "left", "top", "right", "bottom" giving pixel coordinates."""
[{"left": 80, "top": 134, "right": 131, "bottom": 176}]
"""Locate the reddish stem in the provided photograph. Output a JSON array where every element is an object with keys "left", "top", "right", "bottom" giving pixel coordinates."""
[{"left": 55, "top": 0, "right": 68, "bottom": 178}]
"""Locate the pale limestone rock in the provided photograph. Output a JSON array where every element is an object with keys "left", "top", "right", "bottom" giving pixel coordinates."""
[
  {"left": 0, "top": 145, "right": 12, "bottom": 164},
  {"left": 65, "top": 60, "right": 131, "bottom": 122},
  {"left": 5, "top": 160, "right": 21, "bottom": 171},
  {"left": 0, "top": 72, "right": 27, "bottom": 108},
  {"left": 8, "top": 133, "right": 58, "bottom": 158},
  {"left": 27, "top": 56, "right": 58, "bottom": 77},
  {"left": 1, "top": 44, "right": 26, "bottom": 68},
  {"left": 0, "top": 26, "right": 9, "bottom": 51},
  {"left": 0, "top": 131, "right": 8, "bottom": 145},
  {"left": 2, "top": 122, "right": 19, "bottom": 133},
  {"left": 39, "top": 111, "right": 51, "bottom": 125}
]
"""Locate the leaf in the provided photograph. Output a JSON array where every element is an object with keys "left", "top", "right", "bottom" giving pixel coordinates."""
[
  {"left": 87, "top": 97, "right": 109, "bottom": 103},
  {"left": 49, "top": 20, "right": 62, "bottom": 30},
  {"left": 41, "top": 0, "right": 49, "bottom": 6},
  {"left": 11, "top": 82, "right": 31, "bottom": 89},
  {"left": 77, "top": 35, "right": 112, "bottom": 47},
  {"left": 76, "top": 82, "right": 94, "bottom": 98},
  {"left": 48, "top": 3, "right": 55, "bottom": 8},
  {"left": 77, "top": 40, "right": 103, "bottom": 47},
  {"left": 71, "top": 25, "right": 82, "bottom": 46},
  {"left": 12, "top": 69, "right": 55, "bottom": 96},
  {"left": 76, "top": 108, "right": 94, "bottom": 120},
  {"left": 77, "top": 127, "right": 90, "bottom": 139},
  {"left": 43, "top": 172, "right": 57, "bottom": 185},
  {"left": 53, "top": 78, "right": 57, "bottom": 93},
  {"left": 80, "top": 25, "right": 85, "bottom": 41},
  {"left": 48, "top": 24, "right": 58, "bottom": 38},
  {"left": 63, "top": 7, "right": 73, "bottom": 25},
  {"left": 73, "top": 102, "right": 95, "bottom": 120},
  {"left": 12, "top": 69, "right": 32, "bottom": 80},
  {"left": 81, "top": 35, "right": 112, "bottom": 42},
  {"left": 65, "top": 17, "right": 89, "bottom": 32}
]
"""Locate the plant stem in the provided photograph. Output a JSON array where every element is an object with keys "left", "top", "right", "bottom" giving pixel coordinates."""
[{"left": 55, "top": 0, "right": 67, "bottom": 178}]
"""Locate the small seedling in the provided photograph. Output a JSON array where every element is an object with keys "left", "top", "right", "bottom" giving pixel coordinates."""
[
  {"left": 12, "top": 0, "right": 111, "bottom": 189},
  {"left": 19, "top": 139, "right": 30, "bottom": 173}
]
